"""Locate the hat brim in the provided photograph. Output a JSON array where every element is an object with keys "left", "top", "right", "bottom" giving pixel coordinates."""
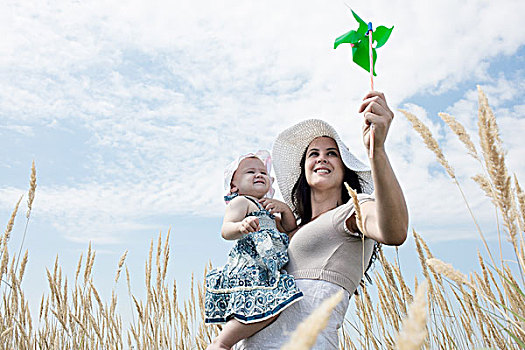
[{"left": 272, "top": 119, "right": 373, "bottom": 209}]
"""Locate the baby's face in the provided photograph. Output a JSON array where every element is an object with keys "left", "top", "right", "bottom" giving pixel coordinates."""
[{"left": 230, "top": 157, "right": 270, "bottom": 199}]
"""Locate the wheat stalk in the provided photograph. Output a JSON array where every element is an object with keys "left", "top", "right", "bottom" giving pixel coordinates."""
[
  {"left": 281, "top": 291, "right": 344, "bottom": 350},
  {"left": 399, "top": 109, "right": 455, "bottom": 179},
  {"left": 2, "top": 196, "right": 23, "bottom": 249},
  {"left": 26, "top": 161, "right": 37, "bottom": 219},
  {"left": 344, "top": 182, "right": 364, "bottom": 233},
  {"left": 403, "top": 105, "right": 499, "bottom": 268},
  {"left": 114, "top": 250, "right": 128, "bottom": 284},
  {"left": 426, "top": 258, "right": 472, "bottom": 288},
  {"left": 394, "top": 281, "right": 429, "bottom": 350},
  {"left": 477, "top": 86, "right": 519, "bottom": 250},
  {"left": 438, "top": 112, "right": 478, "bottom": 159},
  {"left": 344, "top": 182, "right": 367, "bottom": 280}
]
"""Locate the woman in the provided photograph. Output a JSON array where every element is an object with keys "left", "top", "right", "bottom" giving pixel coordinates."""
[{"left": 235, "top": 91, "right": 408, "bottom": 349}]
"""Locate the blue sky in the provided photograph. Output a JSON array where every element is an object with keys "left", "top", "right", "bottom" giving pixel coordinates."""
[{"left": 1, "top": 0, "right": 524, "bottom": 325}]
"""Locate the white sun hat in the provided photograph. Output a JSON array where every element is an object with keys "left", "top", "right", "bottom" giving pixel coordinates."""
[
  {"left": 272, "top": 119, "right": 373, "bottom": 208},
  {"left": 223, "top": 150, "right": 275, "bottom": 203}
]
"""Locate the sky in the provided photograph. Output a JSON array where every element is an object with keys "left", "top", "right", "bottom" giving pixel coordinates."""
[{"left": 1, "top": 0, "right": 524, "bottom": 327}]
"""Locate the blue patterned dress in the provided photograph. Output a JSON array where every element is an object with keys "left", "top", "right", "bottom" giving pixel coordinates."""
[{"left": 204, "top": 196, "right": 303, "bottom": 324}]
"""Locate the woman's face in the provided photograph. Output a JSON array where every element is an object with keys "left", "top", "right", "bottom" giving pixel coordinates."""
[{"left": 304, "top": 137, "right": 344, "bottom": 191}]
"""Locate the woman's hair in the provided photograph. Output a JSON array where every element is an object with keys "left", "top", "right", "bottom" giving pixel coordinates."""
[{"left": 291, "top": 146, "right": 362, "bottom": 225}]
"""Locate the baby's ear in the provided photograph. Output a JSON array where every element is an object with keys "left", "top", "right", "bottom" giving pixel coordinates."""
[{"left": 230, "top": 183, "right": 238, "bottom": 194}]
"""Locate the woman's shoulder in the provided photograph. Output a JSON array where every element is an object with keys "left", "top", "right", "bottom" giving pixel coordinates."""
[{"left": 335, "top": 193, "right": 375, "bottom": 214}]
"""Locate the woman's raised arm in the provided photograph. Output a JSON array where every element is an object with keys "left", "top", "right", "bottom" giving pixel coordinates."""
[{"left": 358, "top": 91, "right": 408, "bottom": 245}]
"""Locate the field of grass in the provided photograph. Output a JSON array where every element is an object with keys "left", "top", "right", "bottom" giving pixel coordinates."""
[{"left": 1, "top": 87, "right": 523, "bottom": 349}]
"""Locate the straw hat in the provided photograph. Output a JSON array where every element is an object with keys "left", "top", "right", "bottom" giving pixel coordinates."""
[{"left": 272, "top": 119, "right": 373, "bottom": 209}]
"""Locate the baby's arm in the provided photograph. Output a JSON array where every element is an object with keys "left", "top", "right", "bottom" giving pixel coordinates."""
[
  {"left": 258, "top": 198, "right": 297, "bottom": 233},
  {"left": 221, "top": 196, "right": 260, "bottom": 240}
]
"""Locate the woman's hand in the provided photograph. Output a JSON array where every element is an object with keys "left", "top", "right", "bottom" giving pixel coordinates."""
[
  {"left": 259, "top": 198, "right": 298, "bottom": 233},
  {"left": 358, "top": 91, "right": 394, "bottom": 152},
  {"left": 259, "top": 198, "right": 289, "bottom": 215}
]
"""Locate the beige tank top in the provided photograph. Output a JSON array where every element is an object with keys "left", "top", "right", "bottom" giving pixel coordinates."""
[{"left": 285, "top": 193, "right": 376, "bottom": 294}]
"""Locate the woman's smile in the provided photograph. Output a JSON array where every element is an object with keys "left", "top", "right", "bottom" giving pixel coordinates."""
[{"left": 313, "top": 166, "right": 331, "bottom": 174}]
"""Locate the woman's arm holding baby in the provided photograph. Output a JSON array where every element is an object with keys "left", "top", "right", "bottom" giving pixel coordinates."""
[{"left": 259, "top": 198, "right": 297, "bottom": 233}]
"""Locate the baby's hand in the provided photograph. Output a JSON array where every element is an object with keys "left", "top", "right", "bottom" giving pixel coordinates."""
[
  {"left": 259, "top": 198, "right": 289, "bottom": 215},
  {"left": 240, "top": 216, "right": 259, "bottom": 235}
]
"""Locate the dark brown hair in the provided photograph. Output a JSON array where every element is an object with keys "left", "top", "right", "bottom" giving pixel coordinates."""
[{"left": 291, "top": 146, "right": 362, "bottom": 225}]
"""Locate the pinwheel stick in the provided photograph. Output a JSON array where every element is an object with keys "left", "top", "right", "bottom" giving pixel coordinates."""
[{"left": 368, "top": 22, "right": 375, "bottom": 159}]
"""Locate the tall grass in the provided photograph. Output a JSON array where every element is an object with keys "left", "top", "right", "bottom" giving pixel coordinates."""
[
  {"left": 1, "top": 86, "right": 523, "bottom": 349},
  {"left": 341, "top": 86, "right": 524, "bottom": 349},
  {"left": 0, "top": 167, "right": 220, "bottom": 349}
]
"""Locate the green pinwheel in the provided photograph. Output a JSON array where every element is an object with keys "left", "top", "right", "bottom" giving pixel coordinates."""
[{"left": 334, "top": 9, "right": 393, "bottom": 76}]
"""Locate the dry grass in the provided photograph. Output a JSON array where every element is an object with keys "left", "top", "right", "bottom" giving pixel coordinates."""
[
  {"left": 394, "top": 281, "right": 428, "bottom": 350},
  {"left": 281, "top": 291, "right": 344, "bottom": 350},
  {"left": 1, "top": 87, "right": 524, "bottom": 349},
  {"left": 339, "top": 86, "right": 524, "bottom": 349},
  {"left": 0, "top": 166, "right": 220, "bottom": 349},
  {"left": 426, "top": 258, "right": 472, "bottom": 288},
  {"left": 344, "top": 182, "right": 364, "bottom": 234},
  {"left": 2, "top": 196, "right": 22, "bottom": 248},
  {"left": 398, "top": 109, "right": 455, "bottom": 179},
  {"left": 438, "top": 112, "right": 478, "bottom": 160},
  {"left": 345, "top": 182, "right": 367, "bottom": 279},
  {"left": 26, "top": 160, "right": 36, "bottom": 219}
]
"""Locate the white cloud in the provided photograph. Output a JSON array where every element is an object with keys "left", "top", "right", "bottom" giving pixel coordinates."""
[
  {"left": 0, "top": 125, "right": 34, "bottom": 136},
  {"left": 1, "top": 0, "right": 524, "bottom": 243}
]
